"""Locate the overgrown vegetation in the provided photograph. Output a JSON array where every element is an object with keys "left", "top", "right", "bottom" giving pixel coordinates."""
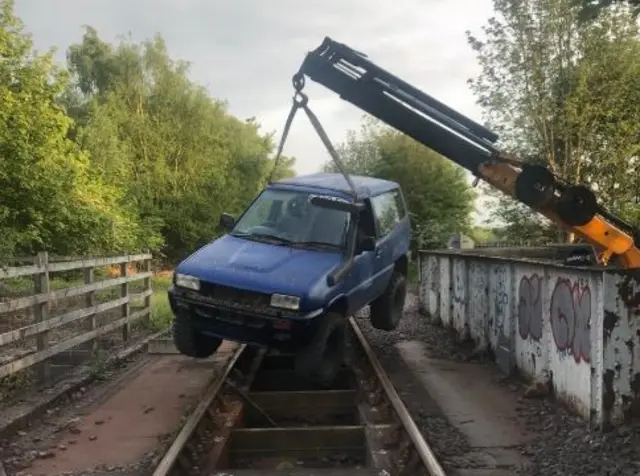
[
  {"left": 468, "top": 0, "right": 640, "bottom": 243},
  {"left": 324, "top": 118, "right": 477, "bottom": 250},
  {"left": 148, "top": 274, "right": 173, "bottom": 331},
  {"left": 325, "top": 0, "right": 640, "bottom": 249},
  {"left": 3, "top": 0, "right": 640, "bottom": 258},
  {"left": 0, "top": 0, "right": 295, "bottom": 264}
]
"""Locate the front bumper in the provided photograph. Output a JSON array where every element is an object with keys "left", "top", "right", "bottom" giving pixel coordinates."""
[{"left": 168, "top": 285, "right": 324, "bottom": 350}]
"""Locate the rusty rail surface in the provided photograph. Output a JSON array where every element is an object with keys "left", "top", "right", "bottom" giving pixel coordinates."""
[
  {"left": 152, "top": 319, "right": 446, "bottom": 476},
  {"left": 348, "top": 317, "right": 445, "bottom": 476},
  {"left": 152, "top": 343, "right": 248, "bottom": 476}
]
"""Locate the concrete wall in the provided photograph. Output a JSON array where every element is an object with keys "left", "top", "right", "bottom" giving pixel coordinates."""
[{"left": 418, "top": 250, "right": 640, "bottom": 426}]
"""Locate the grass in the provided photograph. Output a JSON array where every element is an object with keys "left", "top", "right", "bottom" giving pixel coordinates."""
[
  {"left": 2, "top": 269, "right": 175, "bottom": 329},
  {"left": 0, "top": 275, "right": 85, "bottom": 298},
  {"left": 408, "top": 261, "right": 419, "bottom": 284},
  {"left": 148, "top": 274, "right": 173, "bottom": 331},
  {"left": 0, "top": 271, "right": 175, "bottom": 404}
]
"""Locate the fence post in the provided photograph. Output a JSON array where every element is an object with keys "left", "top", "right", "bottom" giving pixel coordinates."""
[
  {"left": 84, "top": 265, "right": 97, "bottom": 355},
  {"left": 144, "top": 258, "right": 152, "bottom": 327},
  {"left": 33, "top": 251, "right": 50, "bottom": 383},
  {"left": 121, "top": 262, "right": 130, "bottom": 341}
]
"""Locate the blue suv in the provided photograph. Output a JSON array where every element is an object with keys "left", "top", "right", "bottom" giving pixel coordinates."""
[{"left": 168, "top": 172, "right": 410, "bottom": 384}]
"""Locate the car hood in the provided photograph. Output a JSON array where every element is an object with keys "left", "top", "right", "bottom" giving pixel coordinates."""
[{"left": 176, "top": 234, "right": 342, "bottom": 303}]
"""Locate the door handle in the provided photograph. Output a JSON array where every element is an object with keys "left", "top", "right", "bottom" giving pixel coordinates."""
[{"left": 375, "top": 249, "right": 382, "bottom": 258}]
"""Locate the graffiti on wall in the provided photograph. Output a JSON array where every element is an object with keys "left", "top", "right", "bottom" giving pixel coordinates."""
[
  {"left": 518, "top": 274, "right": 543, "bottom": 341},
  {"left": 470, "top": 262, "right": 488, "bottom": 303},
  {"left": 617, "top": 272, "right": 640, "bottom": 312},
  {"left": 428, "top": 258, "right": 439, "bottom": 292},
  {"left": 453, "top": 260, "right": 466, "bottom": 305},
  {"left": 493, "top": 265, "right": 509, "bottom": 334},
  {"left": 550, "top": 278, "right": 591, "bottom": 364}
]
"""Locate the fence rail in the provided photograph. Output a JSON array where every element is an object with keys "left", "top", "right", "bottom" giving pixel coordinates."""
[{"left": 0, "top": 252, "right": 153, "bottom": 381}]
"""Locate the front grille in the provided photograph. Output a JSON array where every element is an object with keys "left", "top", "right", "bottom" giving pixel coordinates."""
[{"left": 199, "top": 282, "right": 271, "bottom": 311}]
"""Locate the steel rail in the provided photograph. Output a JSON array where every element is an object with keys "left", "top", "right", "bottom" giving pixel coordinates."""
[
  {"left": 152, "top": 343, "right": 247, "bottom": 476},
  {"left": 349, "top": 317, "right": 447, "bottom": 476}
]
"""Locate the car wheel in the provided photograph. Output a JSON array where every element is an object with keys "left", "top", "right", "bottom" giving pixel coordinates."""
[
  {"left": 294, "top": 312, "right": 346, "bottom": 387},
  {"left": 370, "top": 271, "right": 407, "bottom": 331},
  {"left": 172, "top": 312, "right": 222, "bottom": 358}
]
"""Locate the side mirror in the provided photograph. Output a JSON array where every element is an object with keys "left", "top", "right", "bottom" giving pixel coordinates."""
[
  {"left": 359, "top": 236, "right": 376, "bottom": 252},
  {"left": 219, "top": 212, "right": 235, "bottom": 232}
]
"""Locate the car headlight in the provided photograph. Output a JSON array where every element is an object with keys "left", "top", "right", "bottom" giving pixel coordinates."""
[
  {"left": 175, "top": 273, "right": 200, "bottom": 291},
  {"left": 270, "top": 293, "right": 300, "bottom": 310}
]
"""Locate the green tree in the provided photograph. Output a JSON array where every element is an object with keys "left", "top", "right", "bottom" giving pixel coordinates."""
[
  {"left": 326, "top": 116, "right": 384, "bottom": 176},
  {"left": 325, "top": 118, "right": 476, "bottom": 249},
  {"left": 64, "top": 28, "right": 295, "bottom": 261},
  {"left": 575, "top": 0, "right": 640, "bottom": 20},
  {"left": 467, "top": 0, "right": 640, "bottom": 243},
  {"left": 469, "top": 226, "right": 499, "bottom": 244},
  {"left": 0, "top": 0, "right": 146, "bottom": 258}
]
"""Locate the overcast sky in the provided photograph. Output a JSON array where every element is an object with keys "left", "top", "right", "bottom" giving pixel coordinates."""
[{"left": 15, "top": 0, "right": 497, "bottom": 224}]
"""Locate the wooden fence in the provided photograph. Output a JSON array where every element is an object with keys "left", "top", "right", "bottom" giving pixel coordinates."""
[{"left": 0, "top": 252, "right": 153, "bottom": 381}]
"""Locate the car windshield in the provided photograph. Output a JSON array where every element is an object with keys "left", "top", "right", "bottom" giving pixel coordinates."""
[{"left": 231, "top": 188, "right": 350, "bottom": 250}]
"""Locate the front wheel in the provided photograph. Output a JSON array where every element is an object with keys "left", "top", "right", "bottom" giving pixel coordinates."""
[
  {"left": 294, "top": 312, "right": 347, "bottom": 387},
  {"left": 173, "top": 313, "right": 223, "bottom": 358},
  {"left": 369, "top": 271, "right": 407, "bottom": 331}
]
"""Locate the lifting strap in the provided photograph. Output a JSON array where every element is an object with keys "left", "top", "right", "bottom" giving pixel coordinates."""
[{"left": 268, "top": 73, "right": 358, "bottom": 198}]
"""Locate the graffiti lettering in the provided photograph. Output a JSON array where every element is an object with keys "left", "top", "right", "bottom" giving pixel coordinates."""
[
  {"left": 471, "top": 262, "right": 488, "bottom": 301},
  {"left": 618, "top": 273, "right": 640, "bottom": 312},
  {"left": 518, "top": 274, "right": 543, "bottom": 341},
  {"left": 492, "top": 265, "right": 509, "bottom": 336},
  {"left": 550, "top": 278, "right": 591, "bottom": 364},
  {"left": 493, "top": 266, "right": 509, "bottom": 315},
  {"left": 428, "top": 258, "right": 439, "bottom": 292},
  {"left": 453, "top": 260, "right": 465, "bottom": 304}
]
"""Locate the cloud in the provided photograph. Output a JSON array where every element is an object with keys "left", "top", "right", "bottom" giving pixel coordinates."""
[{"left": 15, "top": 0, "right": 496, "bottom": 219}]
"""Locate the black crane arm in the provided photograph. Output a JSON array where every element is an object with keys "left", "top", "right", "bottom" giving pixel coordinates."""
[
  {"left": 294, "top": 37, "right": 640, "bottom": 268},
  {"left": 297, "top": 37, "right": 501, "bottom": 175}
]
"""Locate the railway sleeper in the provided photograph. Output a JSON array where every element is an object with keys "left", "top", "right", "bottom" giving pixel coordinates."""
[
  {"left": 158, "top": 321, "right": 440, "bottom": 476},
  {"left": 205, "top": 354, "right": 415, "bottom": 474}
]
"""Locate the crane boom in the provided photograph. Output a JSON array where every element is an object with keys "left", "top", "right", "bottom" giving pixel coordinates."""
[{"left": 295, "top": 37, "right": 640, "bottom": 269}]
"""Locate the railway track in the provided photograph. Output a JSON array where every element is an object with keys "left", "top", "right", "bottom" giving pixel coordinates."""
[{"left": 150, "top": 317, "right": 445, "bottom": 476}]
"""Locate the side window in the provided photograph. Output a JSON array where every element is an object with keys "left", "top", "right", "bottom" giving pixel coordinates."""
[
  {"left": 392, "top": 189, "right": 406, "bottom": 219},
  {"left": 371, "top": 191, "right": 401, "bottom": 238}
]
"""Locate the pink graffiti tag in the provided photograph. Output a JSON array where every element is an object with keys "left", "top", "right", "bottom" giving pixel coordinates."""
[
  {"left": 518, "top": 274, "right": 543, "bottom": 341},
  {"left": 549, "top": 278, "right": 591, "bottom": 364}
]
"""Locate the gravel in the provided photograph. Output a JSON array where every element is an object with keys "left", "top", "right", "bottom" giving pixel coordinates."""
[{"left": 354, "top": 289, "right": 640, "bottom": 476}]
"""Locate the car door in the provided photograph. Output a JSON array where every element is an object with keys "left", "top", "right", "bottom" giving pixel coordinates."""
[
  {"left": 345, "top": 201, "right": 378, "bottom": 314},
  {"left": 370, "top": 190, "right": 402, "bottom": 297}
]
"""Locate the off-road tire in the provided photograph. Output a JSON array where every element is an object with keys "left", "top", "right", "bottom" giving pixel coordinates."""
[
  {"left": 172, "top": 313, "right": 223, "bottom": 358},
  {"left": 294, "top": 312, "right": 347, "bottom": 388},
  {"left": 370, "top": 271, "right": 407, "bottom": 331}
]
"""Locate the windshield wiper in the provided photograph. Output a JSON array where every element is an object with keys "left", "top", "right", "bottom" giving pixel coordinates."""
[
  {"left": 231, "top": 231, "right": 293, "bottom": 245},
  {"left": 293, "top": 240, "right": 341, "bottom": 250},
  {"left": 231, "top": 232, "right": 339, "bottom": 250}
]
